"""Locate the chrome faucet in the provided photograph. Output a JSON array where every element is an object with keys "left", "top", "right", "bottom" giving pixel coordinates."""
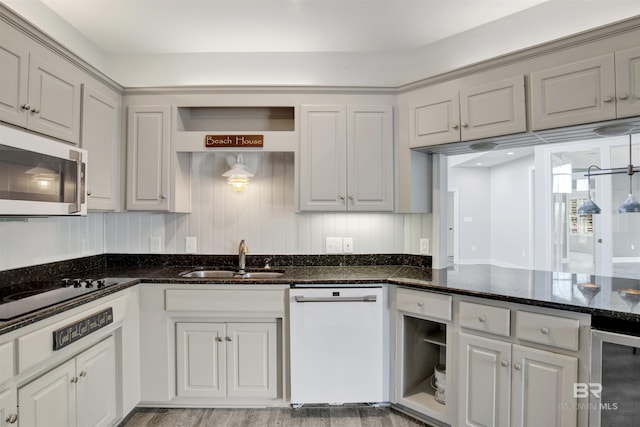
[{"left": 238, "top": 239, "right": 248, "bottom": 274}]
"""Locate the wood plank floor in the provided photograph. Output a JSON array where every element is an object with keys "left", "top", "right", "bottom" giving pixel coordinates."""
[{"left": 120, "top": 406, "right": 432, "bottom": 427}]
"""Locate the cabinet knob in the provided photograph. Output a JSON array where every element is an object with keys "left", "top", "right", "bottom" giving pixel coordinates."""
[
  {"left": 31, "top": 107, "right": 40, "bottom": 114},
  {"left": 21, "top": 103, "right": 31, "bottom": 111},
  {"left": 452, "top": 124, "right": 459, "bottom": 130},
  {"left": 71, "top": 376, "right": 78, "bottom": 383},
  {"left": 541, "top": 327, "right": 550, "bottom": 335},
  {"left": 619, "top": 93, "right": 629, "bottom": 100},
  {"left": 462, "top": 122, "right": 469, "bottom": 128},
  {"left": 160, "top": 194, "right": 167, "bottom": 200},
  {"left": 513, "top": 363, "right": 522, "bottom": 371},
  {"left": 603, "top": 96, "right": 614, "bottom": 103},
  {"left": 417, "top": 301, "right": 424, "bottom": 307},
  {"left": 225, "top": 336, "right": 232, "bottom": 341},
  {"left": 215, "top": 337, "right": 223, "bottom": 342},
  {"left": 348, "top": 195, "right": 354, "bottom": 201},
  {"left": 478, "top": 315, "right": 486, "bottom": 323},
  {"left": 338, "top": 195, "right": 345, "bottom": 201},
  {"left": 79, "top": 371, "right": 87, "bottom": 377},
  {"left": 5, "top": 414, "right": 18, "bottom": 424},
  {"left": 500, "top": 360, "right": 509, "bottom": 367},
  {"left": 87, "top": 191, "right": 92, "bottom": 196}
]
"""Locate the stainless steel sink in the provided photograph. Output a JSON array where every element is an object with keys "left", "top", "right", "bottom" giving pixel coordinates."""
[
  {"left": 181, "top": 270, "right": 236, "bottom": 278},
  {"left": 180, "top": 269, "right": 284, "bottom": 279}
]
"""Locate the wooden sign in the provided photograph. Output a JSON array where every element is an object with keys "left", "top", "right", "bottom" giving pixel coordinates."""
[
  {"left": 52, "top": 307, "right": 113, "bottom": 350},
  {"left": 205, "top": 135, "right": 264, "bottom": 148}
]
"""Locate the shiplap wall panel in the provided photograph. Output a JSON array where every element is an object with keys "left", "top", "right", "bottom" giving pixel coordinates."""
[{"left": 1, "top": 154, "right": 430, "bottom": 270}]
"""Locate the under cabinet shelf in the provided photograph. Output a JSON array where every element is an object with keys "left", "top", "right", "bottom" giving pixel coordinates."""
[
  {"left": 423, "top": 331, "right": 446, "bottom": 346},
  {"left": 401, "top": 377, "right": 447, "bottom": 420}
]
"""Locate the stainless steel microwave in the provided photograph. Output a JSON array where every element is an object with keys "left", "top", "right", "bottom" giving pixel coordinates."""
[{"left": 0, "top": 125, "right": 87, "bottom": 216}]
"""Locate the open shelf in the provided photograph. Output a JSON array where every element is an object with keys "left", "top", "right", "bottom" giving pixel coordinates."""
[
  {"left": 402, "top": 377, "right": 446, "bottom": 414},
  {"left": 423, "top": 330, "right": 446, "bottom": 346},
  {"left": 176, "top": 106, "right": 295, "bottom": 132}
]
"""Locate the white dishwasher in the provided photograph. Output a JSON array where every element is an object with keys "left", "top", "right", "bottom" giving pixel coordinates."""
[{"left": 289, "top": 285, "right": 384, "bottom": 406}]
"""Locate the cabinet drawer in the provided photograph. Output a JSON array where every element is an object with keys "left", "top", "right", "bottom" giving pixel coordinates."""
[
  {"left": 515, "top": 311, "right": 580, "bottom": 351},
  {"left": 396, "top": 288, "right": 451, "bottom": 321},
  {"left": 459, "top": 301, "right": 510, "bottom": 337},
  {"left": 165, "top": 288, "right": 285, "bottom": 314}
]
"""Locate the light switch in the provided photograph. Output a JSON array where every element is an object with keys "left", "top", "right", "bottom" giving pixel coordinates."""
[
  {"left": 343, "top": 237, "right": 354, "bottom": 253},
  {"left": 325, "top": 237, "right": 343, "bottom": 254}
]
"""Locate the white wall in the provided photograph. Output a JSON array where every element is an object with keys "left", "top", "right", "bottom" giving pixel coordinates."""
[
  {"left": 489, "top": 155, "right": 534, "bottom": 268},
  {"left": 0, "top": 214, "right": 105, "bottom": 271}
]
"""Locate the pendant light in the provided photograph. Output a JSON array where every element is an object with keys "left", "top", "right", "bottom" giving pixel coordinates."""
[
  {"left": 222, "top": 154, "right": 254, "bottom": 193},
  {"left": 577, "top": 165, "right": 602, "bottom": 214},
  {"left": 577, "top": 127, "right": 640, "bottom": 214},
  {"left": 618, "top": 137, "right": 640, "bottom": 212}
]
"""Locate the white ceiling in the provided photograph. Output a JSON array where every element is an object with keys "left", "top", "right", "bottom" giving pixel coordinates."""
[
  {"left": 36, "top": 0, "right": 550, "bottom": 54},
  {"left": 3, "top": 0, "right": 639, "bottom": 86}
]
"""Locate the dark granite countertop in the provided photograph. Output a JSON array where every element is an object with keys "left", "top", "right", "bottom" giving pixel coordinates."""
[{"left": 2, "top": 255, "right": 640, "bottom": 336}]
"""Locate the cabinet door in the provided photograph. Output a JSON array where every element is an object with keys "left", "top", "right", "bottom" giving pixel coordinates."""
[
  {"left": 0, "top": 21, "right": 29, "bottom": 128},
  {"left": 511, "top": 344, "right": 577, "bottom": 427},
  {"left": 76, "top": 337, "right": 117, "bottom": 427},
  {"left": 0, "top": 387, "right": 17, "bottom": 427},
  {"left": 530, "top": 54, "right": 616, "bottom": 131},
  {"left": 18, "top": 359, "right": 77, "bottom": 427},
  {"left": 81, "top": 84, "right": 121, "bottom": 211},
  {"left": 226, "top": 322, "right": 277, "bottom": 399},
  {"left": 347, "top": 105, "right": 394, "bottom": 211},
  {"left": 176, "top": 322, "right": 226, "bottom": 398},
  {"left": 27, "top": 55, "right": 82, "bottom": 144},
  {"left": 460, "top": 75, "right": 527, "bottom": 141},
  {"left": 299, "top": 105, "right": 347, "bottom": 211},
  {"left": 615, "top": 46, "right": 640, "bottom": 118},
  {"left": 458, "top": 332, "right": 511, "bottom": 427},
  {"left": 126, "top": 105, "right": 171, "bottom": 211},
  {"left": 409, "top": 92, "right": 460, "bottom": 147}
]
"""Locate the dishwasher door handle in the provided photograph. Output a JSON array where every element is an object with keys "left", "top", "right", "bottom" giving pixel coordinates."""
[{"left": 294, "top": 295, "right": 377, "bottom": 303}]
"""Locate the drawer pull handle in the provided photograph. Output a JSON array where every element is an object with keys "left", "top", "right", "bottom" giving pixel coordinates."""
[
  {"left": 541, "top": 327, "right": 550, "bottom": 335},
  {"left": 500, "top": 360, "right": 509, "bottom": 367},
  {"left": 514, "top": 363, "right": 522, "bottom": 371},
  {"left": 478, "top": 315, "right": 486, "bottom": 323}
]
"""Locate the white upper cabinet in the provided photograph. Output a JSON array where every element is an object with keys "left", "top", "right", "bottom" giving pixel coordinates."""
[
  {"left": 300, "top": 104, "right": 393, "bottom": 211},
  {"left": 126, "top": 105, "right": 171, "bottom": 211},
  {"left": 81, "top": 84, "right": 121, "bottom": 211},
  {"left": 409, "top": 75, "right": 526, "bottom": 148},
  {"left": 531, "top": 54, "right": 616, "bottom": 130},
  {"left": 531, "top": 48, "right": 640, "bottom": 130},
  {"left": 615, "top": 46, "right": 640, "bottom": 118},
  {"left": 0, "top": 20, "right": 82, "bottom": 144}
]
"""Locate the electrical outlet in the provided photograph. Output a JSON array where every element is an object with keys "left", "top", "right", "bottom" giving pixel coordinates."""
[
  {"left": 343, "top": 237, "right": 354, "bottom": 253},
  {"left": 419, "top": 238, "right": 430, "bottom": 255},
  {"left": 150, "top": 236, "right": 162, "bottom": 253},
  {"left": 325, "top": 237, "right": 343, "bottom": 254},
  {"left": 185, "top": 236, "right": 197, "bottom": 253}
]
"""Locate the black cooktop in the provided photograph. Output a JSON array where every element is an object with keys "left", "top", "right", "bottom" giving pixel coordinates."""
[{"left": 0, "top": 278, "right": 124, "bottom": 321}]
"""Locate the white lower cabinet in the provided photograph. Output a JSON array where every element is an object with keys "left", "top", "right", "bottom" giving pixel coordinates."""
[
  {"left": 176, "top": 322, "right": 277, "bottom": 400},
  {"left": 18, "top": 336, "right": 116, "bottom": 427},
  {"left": 0, "top": 387, "right": 17, "bottom": 427},
  {"left": 458, "top": 331, "right": 578, "bottom": 427}
]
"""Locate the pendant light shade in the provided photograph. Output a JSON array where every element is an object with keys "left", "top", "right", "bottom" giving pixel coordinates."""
[
  {"left": 578, "top": 194, "right": 602, "bottom": 215},
  {"left": 222, "top": 154, "right": 254, "bottom": 192},
  {"left": 618, "top": 193, "right": 640, "bottom": 213}
]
